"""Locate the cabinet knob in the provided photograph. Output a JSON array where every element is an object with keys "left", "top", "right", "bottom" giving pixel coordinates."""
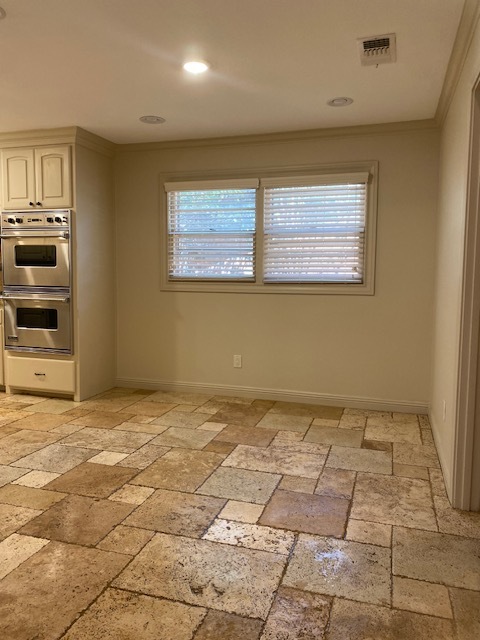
[
  {"left": 36, "top": 201, "right": 42, "bottom": 206},
  {"left": 29, "top": 202, "right": 34, "bottom": 206}
]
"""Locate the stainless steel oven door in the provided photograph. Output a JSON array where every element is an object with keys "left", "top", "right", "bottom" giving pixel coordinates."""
[
  {"left": 1, "top": 235, "right": 70, "bottom": 288},
  {"left": 3, "top": 293, "right": 71, "bottom": 353}
]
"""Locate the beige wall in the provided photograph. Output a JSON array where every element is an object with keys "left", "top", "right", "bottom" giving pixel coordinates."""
[
  {"left": 114, "top": 127, "right": 438, "bottom": 409},
  {"left": 431, "top": 18, "right": 480, "bottom": 498}
]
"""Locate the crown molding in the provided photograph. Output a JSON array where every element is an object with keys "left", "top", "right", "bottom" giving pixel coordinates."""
[
  {"left": 435, "top": 0, "right": 480, "bottom": 126},
  {"left": 74, "top": 127, "right": 116, "bottom": 157},
  {"left": 0, "top": 125, "right": 116, "bottom": 156},
  {"left": 115, "top": 119, "right": 439, "bottom": 154}
]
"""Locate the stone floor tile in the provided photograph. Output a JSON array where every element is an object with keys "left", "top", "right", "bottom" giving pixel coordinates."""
[
  {"left": 364, "top": 419, "right": 422, "bottom": 444},
  {"left": 337, "top": 415, "right": 366, "bottom": 430},
  {"left": 60, "top": 427, "right": 155, "bottom": 453},
  {"left": 270, "top": 402, "right": 343, "bottom": 420},
  {"left": 304, "top": 425, "right": 363, "bottom": 447},
  {"left": 218, "top": 500, "right": 264, "bottom": 523},
  {"left": 115, "top": 399, "right": 176, "bottom": 419},
  {"left": 0, "top": 483, "right": 66, "bottom": 510},
  {"left": 261, "top": 587, "right": 331, "bottom": 640},
  {"left": 124, "top": 489, "right": 225, "bottom": 537},
  {"left": 450, "top": 588, "right": 480, "bottom": 640},
  {"left": 256, "top": 413, "right": 313, "bottom": 434},
  {"left": 11, "top": 443, "right": 99, "bottom": 473},
  {"left": 434, "top": 495, "right": 480, "bottom": 538},
  {"left": 124, "top": 413, "right": 157, "bottom": 424},
  {"left": 108, "top": 483, "right": 154, "bottom": 505},
  {"left": 362, "top": 439, "right": 392, "bottom": 452},
  {"left": 0, "top": 424, "right": 21, "bottom": 439},
  {"left": 0, "top": 464, "right": 28, "bottom": 486},
  {"left": 113, "top": 533, "right": 286, "bottom": 620},
  {"left": 222, "top": 444, "right": 325, "bottom": 478},
  {"left": 45, "top": 462, "right": 137, "bottom": 498},
  {"left": 346, "top": 520, "right": 392, "bottom": 547},
  {"left": 392, "top": 576, "right": 452, "bottom": 618},
  {"left": 326, "top": 446, "right": 392, "bottom": 474},
  {"left": 0, "top": 541, "right": 129, "bottom": 640},
  {"left": 215, "top": 424, "right": 277, "bottom": 447},
  {"left": 0, "top": 430, "right": 60, "bottom": 465},
  {"left": 152, "top": 410, "right": 209, "bottom": 429},
  {"left": 429, "top": 468, "right": 448, "bottom": 497},
  {"left": 131, "top": 448, "right": 223, "bottom": 492},
  {"left": 393, "top": 442, "right": 440, "bottom": 468},
  {"left": 212, "top": 395, "right": 254, "bottom": 405},
  {"left": 76, "top": 398, "right": 138, "bottom": 413},
  {"left": 208, "top": 404, "right": 268, "bottom": 428},
  {"left": 197, "top": 467, "right": 280, "bottom": 504},
  {"left": 8, "top": 412, "right": 70, "bottom": 432},
  {"left": 0, "top": 533, "right": 49, "bottom": 580},
  {"left": 392, "top": 412, "right": 419, "bottom": 424},
  {"left": 421, "top": 429, "right": 435, "bottom": 446},
  {"left": 272, "top": 430, "right": 304, "bottom": 442},
  {"left": 0, "top": 503, "right": 42, "bottom": 540},
  {"left": 151, "top": 426, "right": 217, "bottom": 449},
  {"left": 27, "top": 399, "right": 81, "bottom": 415},
  {"left": 203, "top": 518, "right": 295, "bottom": 554},
  {"left": 62, "top": 588, "right": 206, "bottom": 640},
  {"left": 351, "top": 473, "right": 437, "bottom": 530},
  {"left": 145, "top": 390, "right": 212, "bottom": 405},
  {"left": 67, "top": 410, "right": 135, "bottom": 429},
  {"left": 96, "top": 525, "right": 155, "bottom": 555},
  {"left": 50, "top": 423, "right": 85, "bottom": 436},
  {"left": 259, "top": 490, "right": 349, "bottom": 537},
  {"left": 315, "top": 467, "right": 356, "bottom": 499},
  {"left": 172, "top": 404, "right": 199, "bottom": 412},
  {"left": 312, "top": 417, "right": 341, "bottom": 427},
  {"left": 198, "top": 421, "right": 228, "bottom": 432},
  {"left": 204, "top": 441, "right": 237, "bottom": 455},
  {"left": 61, "top": 408, "right": 94, "bottom": 419},
  {"left": 116, "top": 443, "right": 171, "bottom": 469},
  {"left": 283, "top": 535, "right": 391, "bottom": 606},
  {"left": 252, "top": 399, "right": 276, "bottom": 410},
  {"left": 279, "top": 475, "right": 317, "bottom": 494},
  {"left": 12, "top": 469, "right": 60, "bottom": 487},
  {"left": 20, "top": 494, "right": 134, "bottom": 545},
  {"left": 88, "top": 450, "right": 129, "bottom": 465},
  {"left": 194, "top": 610, "right": 263, "bottom": 639},
  {"left": 113, "top": 420, "right": 169, "bottom": 434},
  {"left": 326, "top": 598, "right": 454, "bottom": 640},
  {"left": 418, "top": 415, "right": 431, "bottom": 429},
  {"left": 393, "top": 526, "right": 480, "bottom": 590},
  {"left": 393, "top": 462, "right": 429, "bottom": 480}
]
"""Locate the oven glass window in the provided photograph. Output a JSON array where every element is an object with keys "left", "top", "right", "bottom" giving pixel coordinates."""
[
  {"left": 15, "top": 245, "right": 57, "bottom": 268},
  {"left": 17, "top": 308, "right": 58, "bottom": 330}
]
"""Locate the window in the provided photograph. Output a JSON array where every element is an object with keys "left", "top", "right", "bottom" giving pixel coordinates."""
[{"left": 162, "top": 163, "right": 377, "bottom": 294}]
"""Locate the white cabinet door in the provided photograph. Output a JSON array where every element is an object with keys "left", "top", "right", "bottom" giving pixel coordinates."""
[
  {"left": 1, "top": 148, "right": 35, "bottom": 209},
  {"left": 35, "top": 146, "right": 72, "bottom": 208}
]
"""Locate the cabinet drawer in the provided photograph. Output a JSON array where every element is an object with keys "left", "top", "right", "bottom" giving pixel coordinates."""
[{"left": 7, "top": 356, "right": 75, "bottom": 393}]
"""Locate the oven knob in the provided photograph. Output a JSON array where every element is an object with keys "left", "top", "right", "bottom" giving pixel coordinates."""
[
  {"left": 54, "top": 216, "right": 62, "bottom": 223},
  {"left": 15, "top": 218, "right": 23, "bottom": 223},
  {"left": 7, "top": 217, "right": 15, "bottom": 224},
  {"left": 46, "top": 217, "right": 54, "bottom": 223}
]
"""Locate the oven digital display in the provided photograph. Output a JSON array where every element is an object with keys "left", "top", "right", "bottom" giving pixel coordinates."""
[
  {"left": 16, "top": 308, "right": 58, "bottom": 330},
  {"left": 14, "top": 245, "right": 57, "bottom": 268}
]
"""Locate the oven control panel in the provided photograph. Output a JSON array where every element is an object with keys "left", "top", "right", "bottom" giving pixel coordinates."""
[{"left": 1, "top": 210, "right": 70, "bottom": 229}]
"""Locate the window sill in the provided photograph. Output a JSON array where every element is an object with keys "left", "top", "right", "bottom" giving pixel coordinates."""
[{"left": 160, "top": 280, "right": 375, "bottom": 295}]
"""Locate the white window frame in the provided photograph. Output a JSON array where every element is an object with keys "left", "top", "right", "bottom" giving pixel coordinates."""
[{"left": 160, "top": 161, "right": 378, "bottom": 295}]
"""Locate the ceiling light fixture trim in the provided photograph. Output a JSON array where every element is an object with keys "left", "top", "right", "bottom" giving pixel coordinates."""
[
  {"left": 139, "top": 115, "right": 166, "bottom": 124},
  {"left": 327, "top": 97, "right": 354, "bottom": 107}
]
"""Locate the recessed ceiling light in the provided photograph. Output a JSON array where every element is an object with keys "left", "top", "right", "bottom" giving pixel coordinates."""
[
  {"left": 0, "top": 7, "right": 6, "bottom": 20},
  {"left": 139, "top": 115, "right": 166, "bottom": 124},
  {"left": 183, "top": 60, "right": 210, "bottom": 74},
  {"left": 327, "top": 97, "right": 354, "bottom": 107}
]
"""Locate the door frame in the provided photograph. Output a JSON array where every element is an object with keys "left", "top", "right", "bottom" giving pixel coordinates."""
[{"left": 453, "top": 73, "right": 480, "bottom": 511}]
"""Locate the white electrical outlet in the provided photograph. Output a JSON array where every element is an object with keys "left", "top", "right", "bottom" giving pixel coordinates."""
[
  {"left": 442, "top": 400, "right": 447, "bottom": 421},
  {"left": 233, "top": 355, "right": 242, "bottom": 368}
]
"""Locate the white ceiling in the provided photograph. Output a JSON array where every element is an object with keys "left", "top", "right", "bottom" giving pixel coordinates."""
[{"left": 0, "top": 0, "right": 465, "bottom": 144}]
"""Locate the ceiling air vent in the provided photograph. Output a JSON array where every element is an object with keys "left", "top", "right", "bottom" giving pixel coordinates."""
[{"left": 358, "top": 33, "right": 396, "bottom": 66}]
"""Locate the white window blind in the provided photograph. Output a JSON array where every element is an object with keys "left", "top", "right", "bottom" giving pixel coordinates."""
[
  {"left": 263, "top": 175, "right": 368, "bottom": 283},
  {"left": 166, "top": 180, "right": 258, "bottom": 280}
]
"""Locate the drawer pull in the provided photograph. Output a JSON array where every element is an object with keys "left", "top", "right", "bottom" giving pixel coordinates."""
[{"left": 34, "top": 372, "right": 46, "bottom": 377}]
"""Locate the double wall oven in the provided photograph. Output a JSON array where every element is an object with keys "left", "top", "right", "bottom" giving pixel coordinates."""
[{"left": 0, "top": 211, "right": 72, "bottom": 354}]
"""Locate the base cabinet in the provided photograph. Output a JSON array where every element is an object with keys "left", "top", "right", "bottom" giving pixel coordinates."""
[{"left": 6, "top": 355, "right": 75, "bottom": 394}]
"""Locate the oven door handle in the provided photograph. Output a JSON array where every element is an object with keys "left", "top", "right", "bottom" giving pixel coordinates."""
[
  {"left": 0, "top": 294, "right": 70, "bottom": 303},
  {"left": 1, "top": 232, "right": 69, "bottom": 239}
]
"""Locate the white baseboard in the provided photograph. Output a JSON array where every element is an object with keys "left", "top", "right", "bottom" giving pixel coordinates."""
[
  {"left": 115, "top": 376, "right": 428, "bottom": 414},
  {"left": 428, "top": 409, "right": 454, "bottom": 503}
]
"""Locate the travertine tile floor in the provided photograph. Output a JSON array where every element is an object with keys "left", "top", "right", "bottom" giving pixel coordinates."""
[{"left": 0, "top": 389, "right": 479, "bottom": 639}]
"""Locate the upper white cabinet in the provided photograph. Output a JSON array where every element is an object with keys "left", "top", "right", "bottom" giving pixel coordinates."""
[{"left": 1, "top": 145, "right": 72, "bottom": 209}]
